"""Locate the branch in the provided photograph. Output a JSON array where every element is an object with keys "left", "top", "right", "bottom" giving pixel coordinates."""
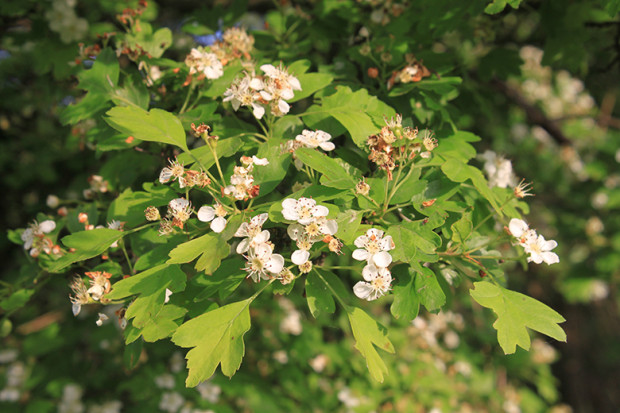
[{"left": 491, "top": 78, "right": 572, "bottom": 146}]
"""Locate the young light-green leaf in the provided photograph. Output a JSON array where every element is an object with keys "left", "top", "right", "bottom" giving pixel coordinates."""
[
  {"left": 105, "top": 106, "right": 188, "bottom": 151},
  {"left": 347, "top": 306, "right": 395, "bottom": 383},
  {"left": 48, "top": 229, "right": 124, "bottom": 272},
  {"left": 171, "top": 299, "right": 252, "bottom": 386},
  {"left": 470, "top": 281, "right": 567, "bottom": 354}
]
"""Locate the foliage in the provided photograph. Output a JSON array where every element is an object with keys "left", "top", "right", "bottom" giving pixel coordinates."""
[{"left": 2, "top": 0, "right": 619, "bottom": 412}]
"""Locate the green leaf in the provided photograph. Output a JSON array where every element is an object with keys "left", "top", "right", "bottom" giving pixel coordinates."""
[
  {"left": 412, "top": 264, "right": 446, "bottom": 312},
  {"left": 107, "top": 264, "right": 186, "bottom": 331},
  {"left": 48, "top": 229, "right": 124, "bottom": 272},
  {"left": 193, "top": 258, "right": 247, "bottom": 301},
  {"left": 177, "top": 137, "right": 243, "bottom": 167},
  {"left": 76, "top": 48, "right": 119, "bottom": 95},
  {"left": 0, "top": 289, "right": 35, "bottom": 312},
  {"left": 302, "top": 86, "right": 395, "bottom": 147},
  {"left": 470, "top": 281, "right": 567, "bottom": 354},
  {"left": 451, "top": 213, "right": 473, "bottom": 245},
  {"left": 107, "top": 184, "right": 176, "bottom": 226},
  {"left": 334, "top": 210, "right": 362, "bottom": 244},
  {"left": 294, "top": 147, "right": 357, "bottom": 189},
  {"left": 347, "top": 306, "right": 395, "bottom": 383},
  {"left": 390, "top": 265, "right": 420, "bottom": 321},
  {"left": 441, "top": 159, "right": 502, "bottom": 215},
  {"left": 172, "top": 299, "right": 252, "bottom": 385},
  {"left": 485, "top": 0, "right": 508, "bottom": 14},
  {"left": 137, "top": 305, "right": 188, "bottom": 343},
  {"left": 387, "top": 225, "right": 417, "bottom": 263},
  {"left": 194, "top": 236, "right": 230, "bottom": 275},
  {"left": 288, "top": 72, "right": 334, "bottom": 103},
  {"left": 306, "top": 271, "right": 336, "bottom": 317},
  {"left": 105, "top": 106, "right": 188, "bottom": 151},
  {"left": 167, "top": 234, "right": 215, "bottom": 264}
]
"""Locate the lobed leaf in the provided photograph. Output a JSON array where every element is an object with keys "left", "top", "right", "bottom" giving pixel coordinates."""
[
  {"left": 470, "top": 281, "right": 567, "bottom": 354},
  {"left": 172, "top": 299, "right": 252, "bottom": 386}
]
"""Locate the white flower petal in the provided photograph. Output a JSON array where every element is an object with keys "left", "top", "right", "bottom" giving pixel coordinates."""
[
  {"left": 542, "top": 252, "right": 560, "bottom": 265},
  {"left": 372, "top": 251, "right": 392, "bottom": 268},
  {"left": 265, "top": 254, "right": 285, "bottom": 273},
  {"left": 312, "top": 205, "right": 329, "bottom": 218},
  {"left": 320, "top": 219, "right": 338, "bottom": 235},
  {"left": 252, "top": 213, "right": 269, "bottom": 226},
  {"left": 236, "top": 238, "right": 250, "bottom": 254},
  {"left": 353, "top": 281, "right": 374, "bottom": 300},
  {"left": 319, "top": 142, "right": 335, "bottom": 151},
  {"left": 39, "top": 220, "right": 56, "bottom": 233},
  {"left": 354, "top": 235, "right": 368, "bottom": 248},
  {"left": 197, "top": 206, "right": 215, "bottom": 222},
  {"left": 352, "top": 249, "right": 369, "bottom": 261},
  {"left": 234, "top": 222, "right": 249, "bottom": 237},
  {"left": 291, "top": 249, "right": 310, "bottom": 265},
  {"left": 255, "top": 230, "right": 270, "bottom": 244},
  {"left": 252, "top": 103, "right": 265, "bottom": 119},
  {"left": 509, "top": 218, "right": 528, "bottom": 238},
  {"left": 362, "top": 264, "right": 378, "bottom": 282},
  {"left": 211, "top": 217, "right": 227, "bottom": 233}
]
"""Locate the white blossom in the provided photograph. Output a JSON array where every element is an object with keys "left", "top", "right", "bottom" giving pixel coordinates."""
[
  {"left": 524, "top": 234, "right": 559, "bottom": 265},
  {"left": 234, "top": 213, "right": 270, "bottom": 254},
  {"left": 353, "top": 264, "right": 392, "bottom": 301},
  {"left": 295, "top": 129, "right": 335, "bottom": 151},
  {"left": 479, "top": 150, "right": 517, "bottom": 188},
  {"left": 185, "top": 48, "right": 224, "bottom": 79},
  {"left": 243, "top": 243, "right": 284, "bottom": 282},
  {"left": 281, "top": 197, "right": 329, "bottom": 225},
  {"left": 197, "top": 203, "right": 227, "bottom": 233},
  {"left": 352, "top": 228, "right": 394, "bottom": 268}
]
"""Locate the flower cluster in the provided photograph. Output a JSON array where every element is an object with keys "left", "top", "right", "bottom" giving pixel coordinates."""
[
  {"left": 159, "top": 158, "right": 212, "bottom": 189},
  {"left": 223, "top": 63, "right": 302, "bottom": 119},
  {"left": 367, "top": 115, "right": 436, "bottom": 180},
  {"left": 156, "top": 197, "right": 194, "bottom": 235},
  {"left": 83, "top": 174, "right": 109, "bottom": 199},
  {"left": 235, "top": 213, "right": 284, "bottom": 282},
  {"left": 223, "top": 155, "right": 269, "bottom": 200},
  {"left": 387, "top": 56, "right": 432, "bottom": 89},
  {"left": 508, "top": 219, "right": 559, "bottom": 265},
  {"left": 479, "top": 150, "right": 517, "bottom": 189},
  {"left": 281, "top": 197, "right": 340, "bottom": 271},
  {"left": 352, "top": 228, "right": 395, "bottom": 301},
  {"left": 45, "top": 0, "right": 89, "bottom": 44},
  {"left": 21, "top": 220, "right": 58, "bottom": 258},
  {"left": 185, "top": 47, "right": 224, "bottom": 80},
  {"left": 69, "top": 271, "right": 112, "bottom": 316},
  {"left": 282, "top": 129, "right": 335, "bottom": 169}
]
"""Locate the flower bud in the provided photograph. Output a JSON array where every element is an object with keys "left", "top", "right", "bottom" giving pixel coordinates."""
[
  {"left": 145, "top": 206, "right": 161, "bottom": 221},
  {"left": 367, "top": 67, "right": 379, "bottom": 78},
  {"left": 279, "top": 268, "right": 295, "bottom": 285},
  {"left": 78, "top": 213, "right": 89, "bottom": 224},
  {"left": 355, "top": 180, "right": 370, "bottom": 196},
  {"left": 46, "top": 195, "right": 60, "bottom": 209},
  {"left": 299, "top": 261, "right": 313, "bottom": 274}
]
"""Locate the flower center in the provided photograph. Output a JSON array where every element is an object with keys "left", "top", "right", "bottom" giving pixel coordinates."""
[
  {"left": 366, "top": 240, "right": 380, "bottom": 254},
  {"left": 305, "top": 222, "right": 320, "bottom": 237},
  {"left": 251, "top": 257, "right": 264, "bottom": 272}
]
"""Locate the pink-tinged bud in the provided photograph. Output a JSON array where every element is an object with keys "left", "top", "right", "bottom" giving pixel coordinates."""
[
  {"left": 367, "top": 67, "right": 379, "bottom": 78},
  {"left": 57, "top": 207, "right": 68, "bottom": 217},
  {"left": 78, "top": 213, "right": 88, "bottom": 223}
]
